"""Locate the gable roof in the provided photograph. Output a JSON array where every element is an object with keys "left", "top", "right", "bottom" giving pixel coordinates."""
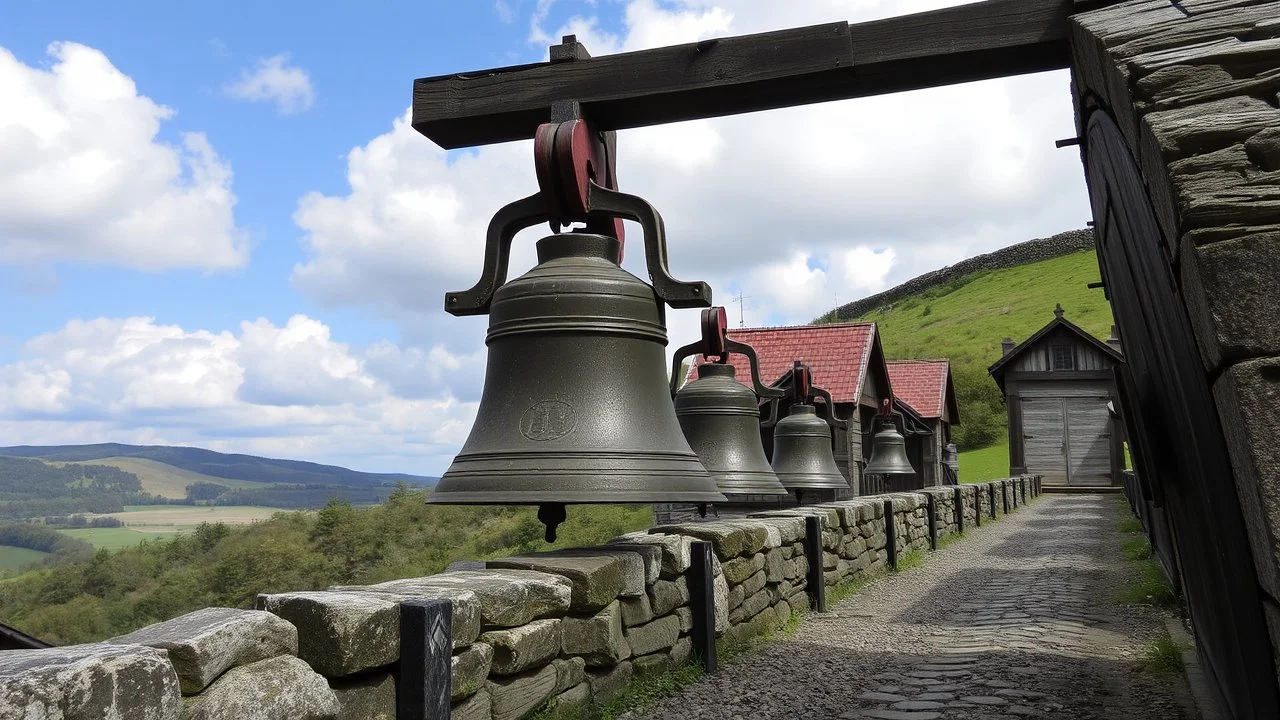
[
  {"left": 1, "top": 620, "right": 50, "bottom": 651},
  {"left": 688, "top": 322, "right": 883, "bottom": 405},
  {"left": 987, "top": 306, "right": 1124, "bottom": 390},
  {"left": 886, "top": 359, "right": 959, "bottom": 422}
]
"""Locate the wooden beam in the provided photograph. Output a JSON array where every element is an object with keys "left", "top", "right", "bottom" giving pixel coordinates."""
[{"left": 413, "top": 0, "right": 1075, "bottom": 149}]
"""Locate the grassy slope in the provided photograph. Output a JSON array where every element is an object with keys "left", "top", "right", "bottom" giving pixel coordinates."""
[
  {"left": 0, "top": 546, "right": 49, "bottom": 571},
  {"left": 59, "top": 527, "right": 181, "bottom": 550},
  {"left": 64, "top": 457, "right": 263, "bottom": 498},
  {"left": 958, "top": 441, "right": 1011, "bottom": 483},
  {"left": 860, "top": 249, "right": 1114, "bottom": 367}
]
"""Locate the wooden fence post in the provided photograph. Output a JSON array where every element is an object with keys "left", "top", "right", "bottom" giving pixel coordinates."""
[
  {"left": 689, "top": 540, "right": 717, "bottom": 673},
  {"left": 805, "top": 516, "right": 826, "bottom": 613},
  {"left": 954, "top": 487, "right": 965, "bottom": 533},
  {"left": 974, "top": 487, "right": 982, "bottom": 527},
  {"left": 398, "top": 599, "right": 452, "bottom": 720},
  {"left": 989, "top": 485, "right": 997, "bottom": 518},
  {"left": 883, "top": 500, "right": 897, "bottom": 570},
  {"left": 926, "top": 493, "right": 938, "bottom": 551}
]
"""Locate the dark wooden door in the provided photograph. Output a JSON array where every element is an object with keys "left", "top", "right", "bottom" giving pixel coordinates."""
[
  {"left": 1021, "top": 396, "right": 1068, "bottom": 484},
  {"left": 1064, "top": 396, "right": 1112, "bottom": 486}
]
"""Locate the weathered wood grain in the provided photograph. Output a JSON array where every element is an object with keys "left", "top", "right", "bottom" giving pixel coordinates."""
[{"left": 412, "top": 0, "right": 1076, "bottom": 148}]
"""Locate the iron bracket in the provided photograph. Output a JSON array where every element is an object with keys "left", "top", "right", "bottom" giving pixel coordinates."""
[{"left": 668, "top": 307, "right": 785, "bottom": 399}]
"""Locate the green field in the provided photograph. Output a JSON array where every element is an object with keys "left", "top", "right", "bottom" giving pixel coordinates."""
[
  {"left": 62, "top": 457, "right": 264, "bottom": 499},
  {"left": 958, "top": 441, "right": 1011, "bottom": 483},
  {"left": 58, "top": 506, "right": 289, "bottom": 549},
  {"left": 0, "top": 545, "right": 50, "bottom": 571}
]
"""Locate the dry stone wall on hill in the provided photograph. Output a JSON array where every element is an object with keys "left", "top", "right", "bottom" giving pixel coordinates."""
[
  {"left": 0, "top": 478, "right": 1035, "bottom": 720},
  {"left": 825, "top": 229, "right": 1096, "bottom": 322}
]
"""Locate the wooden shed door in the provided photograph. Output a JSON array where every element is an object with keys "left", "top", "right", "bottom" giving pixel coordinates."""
[
  {"left": 1064, "top": 397, "right": 1112, "bottom": 486},
  {"left": 1022, "top": 397, "right": 1068, "bottom": 485}
]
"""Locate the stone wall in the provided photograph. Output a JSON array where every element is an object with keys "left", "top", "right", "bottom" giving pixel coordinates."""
[
  {"left": 824, "top": 229, "right": 1095, "bottom": 322},
  {"left": 0, "top": 478, "right": 1036, "bottom": 720}
]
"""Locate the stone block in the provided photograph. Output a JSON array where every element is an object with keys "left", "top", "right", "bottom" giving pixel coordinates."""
[
  {"left": 0, "top": 644, "right": 180, "bottom": 720},
  {"left": 108, "top": 607, "right": 297, "bottom": 695},
  {"left": 550, "top": 548, "right": 648, "bottom": 597},
  {"left": 741, "top": 570, "right": 767, "bottom": 597},
  {"left": 598, "top": 542, "right": 663, "bottom": 585},
  {"left": 632, "top": 650, "right": 673, "bottom": 678},
  {"left": 649, "top": 577, "right": 688, "bottom": 616},
  {"left": 676, "top": 606, "right": 694, "bottom": 634},
  {"left": 256, "top": 591, "right": 397, "bottom": 678},
  {"left": 452, "top": 687, "right": 490, "bottom": 720},
  {"left": 625, "top": 614, "right": 680, "bottom": 657},
  {"left": 775, "top": 599, "right": 792, "bottom": 623},
  {"left": 330, "top": 672, "right": 394, "bottom": 720},
  {"left": 486, "top": 662, "right": 557, "bottom": 720},
  {"left": 721, "top": 556, "right": 756, "bottom": 585},
  {"left": 587, "top": 660, "right": 633, "bottom": 701},
  {"left": 180, "top": 655, "right": 338, "bottom": 720},
  {"left": 480, "top": 619, "right": 561, "bottom": 676},
  {"left": 650, "top": 521, "right": 768, "bottom": 558},
  {"left": 551, "top": 656, "right": 586, "bottom": 694},
  {"left": 670, "top": 635, "right": 692, "bottom": 666},
  {"left": 823, "top": 551, "right": 839, "bottom": 570},
  {"left": 332, "top": 580, "right": 482, "bottom": 646},
  {"left": 552, "top": 682, "right": 592, "bottom": 713},
  {"left": 730, "top": 589, "right": 772, "bottom": 625},
  {"left": 451, "top": 643, "right": 493, "bottom": 701},
  {"left": 713, "top": 572, "right": 729, "bottom": 633},
  {"left": 728, "top": 583, "right": 745, "bottom": 611},
  {"left": 620, "top": 593, "right": 655, "bottom": 627},
  {"left": 764, "top": 548, "right": 786, "bottom": 583},
  {"left": 1215, "top": 356, "right": 1280, "bottom": 598},
  {"left": 616, "top": 532, "right": 693, "bottom": 577},
  {"left": 349, "top": 571, "right": 564, "bottom": 632},
  {"left": 561, "top": 600, "right": 630, "bottom": 667},
  {"left": 726, "top": 606, "right": 779, "bottom": 645},
  {"left": 488, "top": 553, "right": 623, "bottom": 613}
]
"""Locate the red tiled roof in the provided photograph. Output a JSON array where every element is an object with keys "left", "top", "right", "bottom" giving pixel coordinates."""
[
  {"left": 689, "top": 323, "right": 877, "bottom": 403},
  {"left": 886, "top": 360, "right": 949, "bottom": 419}
]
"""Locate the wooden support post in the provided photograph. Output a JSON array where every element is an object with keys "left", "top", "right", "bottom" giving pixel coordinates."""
[
  {"left": 805, "top": 516, "right": 826, "bottom": 613},
  {"left": 1022, "top": 478, "right": 1028, "bottom": 504},
  {"left": 954, "top": 487, "right": 965, "bottom": 533},
  {"left": 1003, "top": 483, "right": 1011, "bottom": 513},
  {"left": 989, "top": 485, "right": 997, "bottom": 518},
  {"left": 926, "top": 493, "right": 938, "bottom": 551},
  {"left": 689, "top": 540, "right": 717, "bottom": 673},
  {"left": 883, "top": 500, "right": 897, "bottom": 571},
  {"left": 974, "top": 487, "right": 982, "bottom": 527},
  {"left": 398, "top": 599, "right": 452, "bottom": 720},
  {"left": 1012, "top": 481, "right": 1019, "bottom": 509}
]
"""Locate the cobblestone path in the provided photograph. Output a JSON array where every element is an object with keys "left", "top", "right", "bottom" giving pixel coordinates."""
[{"left": 638, "top": 495, "right": 1198, "bottom": 720}]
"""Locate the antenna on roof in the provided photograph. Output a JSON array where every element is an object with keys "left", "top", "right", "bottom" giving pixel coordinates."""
[{"left": 732, "top": 290, "right": 751, "bottom": 327}]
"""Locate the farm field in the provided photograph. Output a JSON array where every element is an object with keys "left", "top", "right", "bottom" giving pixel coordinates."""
[
  {"left": 0, "top": 545, "right": 49, "bottom": 571},
  {"left": 63, "top": 457, "right": 264, "bottom": 498},
  {"left": 58, "top": 506, "right": 290, "bottom": 549}
]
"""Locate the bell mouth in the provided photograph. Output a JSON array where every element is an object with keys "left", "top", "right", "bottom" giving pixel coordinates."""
[{"left": 536, "top": 233, "right": 622, "bottom": 264}]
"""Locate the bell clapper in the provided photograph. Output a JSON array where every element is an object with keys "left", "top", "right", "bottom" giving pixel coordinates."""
[{"left": 538, "top": 503, "right": 567, "bottom": 543}]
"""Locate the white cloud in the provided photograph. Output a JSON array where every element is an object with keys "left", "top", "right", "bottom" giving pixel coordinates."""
[
  {"left": 0, "top": 316, "right": 478, "bottom": 474},
  {"left": 223, "top": 53, "right": 315, "bottom": 115},
  {"left": 0, "top": 42, "right": 248, "bottom": 271}
]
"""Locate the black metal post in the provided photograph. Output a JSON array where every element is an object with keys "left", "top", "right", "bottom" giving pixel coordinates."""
[
  {"left": 1021, "top": 478, "right": 1027, "bottom": 504},
  {"left": 883, "top": 500, "right": 897, "bottom": 570},
  {"left": 398, "top": 599, "right": 452, "bottom": 720},
  {"left": 974, "top": 487, "right": 982, "bottom": 527},
  {"left": 1012, "top": 480, "right": 1019, "bottom": 509},
  {"left": 1003, "top": 483, "right": 1011, "bottom": 513},
  {"left": 925, "top": 493, "right": 938, "bottom": 551},
  {"left": 804, "top": 515, "right": 826, "bottom": 613},
  {"left": 955, "top": 487, "right": 964, "bottom": 533},
  {"left": 989, "top": 484, "right": 997, "bottom": 518},
  {"left": 689, "top": 540, "right": 717, "bottom": 673}
]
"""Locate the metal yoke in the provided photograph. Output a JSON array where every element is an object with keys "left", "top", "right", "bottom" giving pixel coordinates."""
[{"left": 668, "top": 307, "right": 784, "bottom": 401}]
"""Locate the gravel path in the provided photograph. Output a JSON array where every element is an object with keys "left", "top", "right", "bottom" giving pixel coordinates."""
[{"left": 637, "top": 494, "right": 1198, "bottom": 720}]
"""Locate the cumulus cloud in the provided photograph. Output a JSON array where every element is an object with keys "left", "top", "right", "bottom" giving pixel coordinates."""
[
  {"left": 0, "top": 42, "right": 248, "bottom": 271},
  {"left": 0, "top": 315, "right": 478, "bottom": 474},
  {"left": 223, "top": 53, "right": 315, "bottom": 115}
]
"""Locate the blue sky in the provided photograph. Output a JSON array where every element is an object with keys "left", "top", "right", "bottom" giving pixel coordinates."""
[{"left": 0, "top": 1, "right": 1092, "bottom": 474}]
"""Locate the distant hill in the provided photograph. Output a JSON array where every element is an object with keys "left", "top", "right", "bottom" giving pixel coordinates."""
[
  {"left": 817, "top": 247, "right": 1115, "bottom": 450},
  {"left": 0, "top": 444, "right": 437, "bottom": 489}
]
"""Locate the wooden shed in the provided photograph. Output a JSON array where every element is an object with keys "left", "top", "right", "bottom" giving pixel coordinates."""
[{"left": 988, "top": 305, "right": 1125, "bottom": 487}]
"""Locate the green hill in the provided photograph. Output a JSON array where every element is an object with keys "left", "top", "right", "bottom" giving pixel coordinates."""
[{"left": 820, "top": 248, "right": 1115, "bottom": 450}]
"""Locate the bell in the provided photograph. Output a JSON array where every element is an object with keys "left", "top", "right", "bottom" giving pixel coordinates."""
[
  {"left": 428, "top": 163, "right": 726, "bottom": 542},
  {"left": 864, "top": 416, "right": 917, "bottom": 476},
  {"left": 770, "top": 403, "right": 851, "bottom": 491},
  {"left": 942, "top": 443, "right": 959, "bottom": 473},
  {"left": 674, "top": 364, "right": 789, "bottom": 496}
]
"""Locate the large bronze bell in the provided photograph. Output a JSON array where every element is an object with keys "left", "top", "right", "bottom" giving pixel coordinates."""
[
  {"left": 864, "top": 403, "right": 917, "bottom": 476},
  {"left": 767, "top": 362, "right": 850, "bottom": 492},
  {"left": 428, "top": 121, "right": 725, "bottom": 541},
  {"left": 669, "top": 308, "right": 788, "bottom": 497}
]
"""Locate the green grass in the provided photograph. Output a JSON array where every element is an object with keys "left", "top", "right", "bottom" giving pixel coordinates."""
[
  {"left": 1138, "top": 631, "right": 1188, "bottom": 674},
  {"left": 958, "top": 441, "right": 1010, "bottom": 483},
  {"left": 59, "top": 527, "right": 181, "bottom": 550},
  {"left": 852, "top": 249, "right": 1113, "bottom": 368},
  {"left": 895, "top": 548, "right": 924, "bottom": 571},
  {"left": 61, "top": 457, "right": 265, "bottom": 499},
  {"left": 1116, "top": 509, "right": 1178, "bottom": 606},
  {"left": 0, "top": 545, "right": 50, "bottom": 571}
]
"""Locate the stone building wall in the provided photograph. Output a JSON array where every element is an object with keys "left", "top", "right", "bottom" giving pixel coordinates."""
[
  {"left": 0, "top": 478, "right": 1034, "bottom": 720},
  {"left": 825, "top": 229, "right": 1096, "bottom": 323}
]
